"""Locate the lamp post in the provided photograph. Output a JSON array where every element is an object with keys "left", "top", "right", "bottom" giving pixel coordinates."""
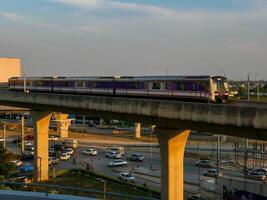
[
  {"left": 97, "top": 178, "right": 107, "bottom": 200},
  {"left": 255, "top": 73, "right": 260, "bottom": 101}
]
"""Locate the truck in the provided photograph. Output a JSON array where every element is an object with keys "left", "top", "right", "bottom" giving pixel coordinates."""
[{"left": 63, "top": 138, "right": 78, "bottom": 148}]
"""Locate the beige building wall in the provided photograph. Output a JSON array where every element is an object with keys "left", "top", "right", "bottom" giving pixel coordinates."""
[{"left": 0, "top": 57, "right": 21, "bottom": 83}]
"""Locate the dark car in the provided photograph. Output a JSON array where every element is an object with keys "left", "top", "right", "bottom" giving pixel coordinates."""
[
  {"left": 128, "top": 154, "right": 144, "bottom": 162},
  {"left": 21, "top": 153, "right": 34, "bottom": 161},
  {"left": 51, "top": 143, "right": 66, "bottom": 151}
]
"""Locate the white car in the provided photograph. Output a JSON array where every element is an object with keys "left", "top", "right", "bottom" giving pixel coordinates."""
[
  {"left": 203, "top": 169, "right": 223, "bottom": 177},
  {"left": 119, "top": 172, "right": 135, "bottom": 182},
  {"left": 11, "top": 160, "right": 23, "bottom": 167},
  {"left": 60, "top": 152, "right": 71, "bottom": 160},
  {"left": 0, "top": 137, "right": 4, "bottom": 142},
  {"left": 66, "top": 148, "right": 74, "bottom": 155},
  {"left": 83, "top": 148, "right": 98, "bottom": 156},
  {"left": 105, "top": 151, "right": 122, "bottom": 159},
  {"left": 48, "top": 136, "right": 58, "bottom": 141},
  {"left": 107, "top": 159, "right": 127, "bottom": 167}
]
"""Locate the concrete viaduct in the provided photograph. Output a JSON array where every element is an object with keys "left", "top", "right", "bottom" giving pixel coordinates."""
[{"left": 1, "top": 90, "right": 267, "bottom": 200}]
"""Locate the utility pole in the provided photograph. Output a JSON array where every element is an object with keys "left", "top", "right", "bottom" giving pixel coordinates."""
[
  {"left": 256, "top": 73, "right": 260, "bottom": 101},
  {"left": 247, "top": 73, "right": 250, "bottom": 101},
  {"left": 3, "top": 123, "right": 6, "bottom": 149},
  {"left": 21, "top": 116, "right": 25, "bottom": 154},
  {"left": 23, "top": 60, "right": 27, "bottom": 93}
]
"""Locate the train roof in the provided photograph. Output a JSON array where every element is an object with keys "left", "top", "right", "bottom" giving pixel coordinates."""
[{"left": 10, "top": 75, "right": 227, "bottom": 81}]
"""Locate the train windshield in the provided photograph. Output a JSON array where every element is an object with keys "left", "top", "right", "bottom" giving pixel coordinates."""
[{"left": 212, "top": 77, "right": 228, "bottom": 93}]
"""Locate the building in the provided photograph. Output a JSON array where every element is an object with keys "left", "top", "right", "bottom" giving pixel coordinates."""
[{"left": 0, "top": 57, "right": 21, "bottom": 85}]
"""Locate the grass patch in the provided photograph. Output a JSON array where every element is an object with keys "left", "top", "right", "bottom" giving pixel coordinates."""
[{"left": 45, "top": 169, "right": 160, "bottom": 200}]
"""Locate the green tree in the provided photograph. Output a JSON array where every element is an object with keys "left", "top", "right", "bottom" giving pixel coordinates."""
[{"left": 0, "top": 148, "right": 16, "bottom": 178}]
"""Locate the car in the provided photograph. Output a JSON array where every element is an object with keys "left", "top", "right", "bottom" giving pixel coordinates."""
[
  {"left": 248, "top": 168, "right": 267, "bottom": 175},
  {"left": 60, "top": 152, "right": 71, "bottom": 160},
  {"left": 107, "top": 159, "right": 127, "bottom": 167},
  {"left": 195, "top": 160, "right": 214, "bottom": 168},
  {"left": 19, "top": 164, "right": 34, "bottom": 173},
  {"left": 187, "top": 194, "right": 206, "bottom": 200},
  {"left": 65, "top": 148, "right": 74, "bottom": 155},
  {"left": 247, "top": 171, "right": 266, "bottom": 180},
  {"left": 83, "top": 148, "right": 98, "bottom": 156},
  {"left": 48, "top": 136, "right": 58, "bottom": 141},
  {"left": 105, "top": 151, "right": 122, "bottom": 159},
  {"left": 10, "top": 160, "right": 23, "bottom": 167},
  {"left": 49, "top": 147, "right": 56, "bottom": 156},
  {"left": 106, "top": 147, "right": 124, "bottom": 155},
  {"left": 203, "top": 169, "right": 223, "bottom": 177},
  {"left": 0, "top": 137, "right": 4, "bottom": 142},
  {"left": 128, "top": 154, "right": 144, "bottom": 162},
  {"left": 12, "top": 137, "right": 21, "bottom": 143},
  {"left": 51, "top": 143, "right": 66, "bottom": 151},
  {"left": 49, "top": 157, "right": 59, "bottom": 166},
  {"left": 119, "top": 172, "right": 135, "bottom": 182},
  {"left": 21, "top": 153, "right": 34, "bottom": 161},
  {"left": 26, "top": 144, "right": 34, "bottom": 151}
]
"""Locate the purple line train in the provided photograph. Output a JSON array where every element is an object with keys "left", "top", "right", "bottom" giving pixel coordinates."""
[{"left": 8, "top": 75, "right": 229, "bottom": 103}]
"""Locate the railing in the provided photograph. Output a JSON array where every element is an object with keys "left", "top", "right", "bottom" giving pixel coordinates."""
[{"left": 0, "top": 181, "right": 157, "bottom": 200}]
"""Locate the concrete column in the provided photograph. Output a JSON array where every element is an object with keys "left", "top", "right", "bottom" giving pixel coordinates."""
[
  {"left": 135, "top": 123, "right": 141, "bottom": 139},
  {"left": 156, "top": 128, "right": 190, "bottom": 200},
  {"left": 54, "top": 113, "right": 70, "bottom": 138},
  {"left": 32, "top": 111, "right": 52, "bottom": 181}
]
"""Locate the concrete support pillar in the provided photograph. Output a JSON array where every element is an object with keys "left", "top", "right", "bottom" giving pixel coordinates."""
[
  {"left": 135, "top": 123, "right": 141, "bottom": 139},
  {"left": 32, "top": 111, "right": 52, "bottom": 181},
  {"left": 54, "top": 113, "right": 70, "bottom": 138},
  {"left": 156, "top": 128, "right": 190, "bottom": 200}
]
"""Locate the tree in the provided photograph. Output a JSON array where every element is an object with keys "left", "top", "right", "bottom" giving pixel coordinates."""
[{"left": 0, "top": 148, "right": 16, "bottom": 178}]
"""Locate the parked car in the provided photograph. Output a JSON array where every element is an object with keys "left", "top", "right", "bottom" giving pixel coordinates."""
[
  {"left": 119, "top": 172, "right": 135, "bottom": 182},
  {"left": 128, "top": 154, "right": 144, "bottom": 162},
  {"left": 12, "top": 137, "right": 21, "bottom": 143},
  {"left": 65, "top": 148, "right": 74, "bottom": 155},
  {"left": 203, "top": 169, "right": 223, "bottom": 177},
  {"left": 51, "top": 143, "right": 66, "bottom": 151},
  {"left": 0, "top": 137, "right": 4, "bottom": 142},
  {"left": 10, "top": 160, "right": 23, "bottom": 167},
  {"left": 60, "top": 152, "right": 71, "bottom": 160},
  {"left": 26, "top": 143, "right": 34, "bottom": 151},
  {"left": 195, "top": 160, "right": 214, "bottom": 168},
  {"left": 49, "top": 147, "right": 56, "bottom": 156},
  {"left": 49, "top": 157, "right": 59, "bottom": 166},
  {"left": 187, "top": 194, "right": 206, "bottom": 200},
  {"left": 19, "top": 164, "right": 34, "bottom": 173},
  {"left": 48, "top": 136, "right": 58, "bottom": 141},
  {"left": 83, "top": 148, "right": 98, "bottom": 156},
  {"left": 106, "top": 147, "right": 124, "bottom": 155},
  {"left": 105, "top": 151, "right": 122, "bottom": 159},
  {"left": 247, "top": 168, "right": 267, "bottom": 175},
  {"left": 21, "top": 153, "right": 34, "bottom": 161},
  {"left": 247, "top": 171, "right": 266, "bottom": 180},
  {"left": 107, "top": 159, "right": 127, "bottom": 167}
]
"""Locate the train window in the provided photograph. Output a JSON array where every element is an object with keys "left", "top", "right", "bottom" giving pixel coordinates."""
[
  {"left": 165, "top": 82, "right": 172, "bottom": 90},
  {"left": 176, "top": 82, "right": 185, "bottom": 90},
  {"left": 152, "top": 82, "right": 160, "bottom": 90},
  {"left": 76, "top": 81, "right": 84, "bottom": 88}
]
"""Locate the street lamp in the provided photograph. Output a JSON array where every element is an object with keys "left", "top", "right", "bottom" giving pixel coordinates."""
[
  {"left": 255, "top": 73, "right": 260, "bottom": 101},
  {"left": 97, "top": 178, "right": 107, "bottom": 200}
]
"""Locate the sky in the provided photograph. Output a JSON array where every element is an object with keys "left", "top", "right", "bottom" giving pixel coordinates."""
[{"left": 0, "top": 0, "right": 267, "bottom": 80}]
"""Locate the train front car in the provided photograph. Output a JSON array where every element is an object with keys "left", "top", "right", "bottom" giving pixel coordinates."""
[{"left": 211, "top": 76, "right": 229, "bottom": 103}]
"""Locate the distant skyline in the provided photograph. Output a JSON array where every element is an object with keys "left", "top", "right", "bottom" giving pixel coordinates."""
[{"left": 0, "top": 0, "right": 267, "bottom": 80}]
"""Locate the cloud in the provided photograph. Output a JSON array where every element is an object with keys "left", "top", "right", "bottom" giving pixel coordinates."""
[
  {"left": 53, "top": 0, "right": 174, "bottom": 17},
  {"left": 53, "top": 0, "right": 101, "bottom": 7},
  {"left": 0, "top": 12, "right": 23, "bottom": 22}
]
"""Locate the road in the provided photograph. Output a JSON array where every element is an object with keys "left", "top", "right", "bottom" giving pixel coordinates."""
[{"left": 2, "top": 129, "right": 267, "bottom": 197}]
